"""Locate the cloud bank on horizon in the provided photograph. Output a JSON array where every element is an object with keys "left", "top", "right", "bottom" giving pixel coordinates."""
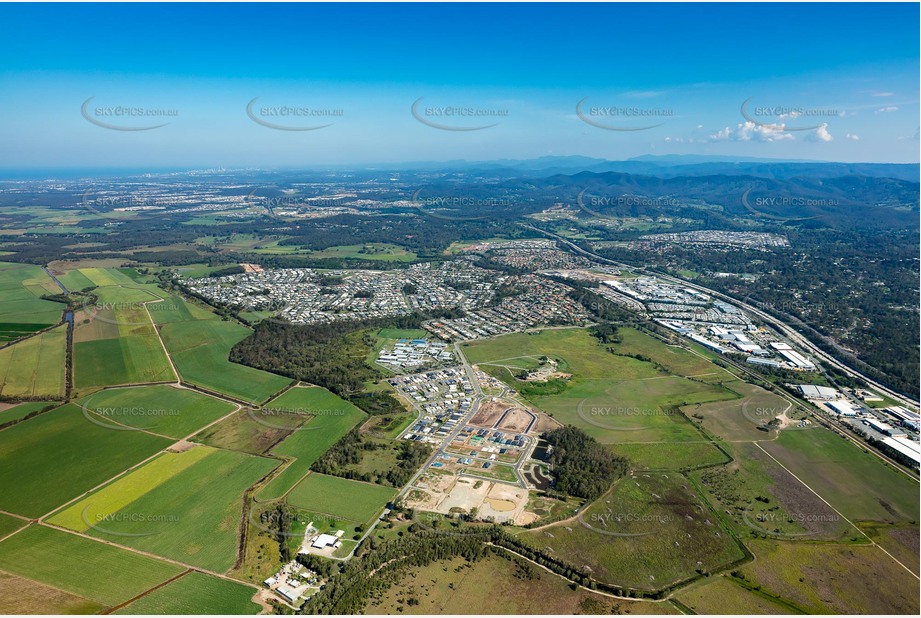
[{"left": 0, "top": 2, "right": 917, "bottom": 169}]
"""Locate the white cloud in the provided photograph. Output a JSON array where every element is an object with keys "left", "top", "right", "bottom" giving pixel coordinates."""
[
  {"left": 875, "top": 106, "right": 899, "bottom": 113},
  {"left": 899, "top": 127, "right": 920, "bottom": 141},
  {"left": 805, "top": 123, "right": 834, "bottom": 142},
  {"left": 845, "top": 133, "right": 859, "bottom": 141},
  {"left": 708, "top": 121, "right": 793, "bottom": 142},
  {"left": 871, "top": 91, "right": 895, "bottom": 97}
]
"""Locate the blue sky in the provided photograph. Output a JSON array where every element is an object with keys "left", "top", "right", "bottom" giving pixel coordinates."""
[{"left": 0, "top": 2, "right": 918, "bottom": 170}]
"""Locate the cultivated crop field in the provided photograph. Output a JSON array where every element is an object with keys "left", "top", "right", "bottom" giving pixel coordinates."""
[
  {"left": 0, "top": 514, "right": 25, "bottom": 539},
  {"left": 285, "top": 473, "right": 396, "bottom": 525},
  {"left": 72, "top": 281, "right": 176, "bottom": 392},
  {"left": 0, "top": 570, "right": 105, "bottom": 615},
  {"left": 0, "top": 400, "right": 58, "bottom": 425},
  {"left": 113, "top": 571, "right": 260, "bottom": 615},
  {"left": 256, "top": 386, "right": 366, "bottom": 500},
  {"left": 78, "top": 384, "right": 236, "bottom": 438},
  {"left": 0, "top": 323, "right": 67, "bottom": 398},
  {"left": 0, "top": 262, "right": 64, "bottom": 341},
  {"left": 50, "top": 445, "right": 277, "bottom": 572},
  {"left": 0, "top": 525, "right": 185, "bottom": 607},
  {"left": 520, "top": 472, "right": 746, "bottom": 592},
  {"left": 0, "top": 404, "right": 171, "bottom": 517},
  {"left": 159, "top": 317, "right": 291, "bottom": 402}
]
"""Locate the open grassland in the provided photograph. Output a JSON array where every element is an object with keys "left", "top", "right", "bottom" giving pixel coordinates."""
[
  {"left": 113, "top": 571, "right": 259, "bottom": 615},
  {"left": 256, "top": 387, "right": 366, "bottom": 500},
  {"left": 462, "top": 328, "right": 738, "bottom": 469},
  {"left": 612, "top": 440, "right": 729, "bottom": 471},
  {"left": 738, "top": 538, "right": 920, "bottom": 614},
  {"left": 688, "top": 380, "right": 795, "bottom": 442},
  {"left": 285, "top": 473, "right": 396, "bottom": 525},
  {"left": 78, "top": 385, "right": 235, "bottom": 438},
  {"left": 761, "top": 426, "right": 920, "bottom": 524},
  {"left": 0, "top": 324, "right": 66, "bottom": 398},
  {"left": 376, "top": 327, "right": 430, "bottom": 339},
  {"left": 69, "top": 446, "right": 277, "bottom": 572},
  {"left": 463, "top": 328, "right": 659, "bottom": 380},
  {"left": 693, "top": 441, "right": 857, "bottom": 542},
  {"left": 364, "top": 553, "right": 680, "bottom": 615},
  {"left": 0, "top": 525, "right": 185, "bottom": 607},
  {"left": 0, "top": 570, "right": 104, "bottom": 615},
  {"left": 0, "top": 262, "right": 64, "bottom": 341},
  {"left": 674, "top": 575, "right": 798, "bottom": 614},
  {"left": 0, "top": 404, "right": 171, "bottom": 517},
  {"left": 159, "top": 318, "right": 291, "bottom": 402},
  {"left": 611, "top": 327, "right": 733, "bottom": 382},
  {"left": 0, "top": 401, "right": 57, "bottom": 425},
  {"left": 519, "top": 472, "right": 746, "bottom": 592}
]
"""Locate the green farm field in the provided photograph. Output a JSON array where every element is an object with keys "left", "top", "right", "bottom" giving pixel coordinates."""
[
  {"left": 114, "top": 571, "right": 260, "bottom": 615},
  {"left": 0, "top": 400, "right": 57, "bottom": 425},
  {"left": 256, "top": 386, "right": 366, "bottom": 500},
  {"left": 78, "top": 384, "right": 236, "bottom": 438},
  {"left": 159, "top": 318, "right": 291, "bottom": 402},
  {"left": 0, "top": 324, "right": 67, "bottom": 398},
  {"left": 52, "top": 446, "right": 277, "bottom": 572},
  {"left": 0, "top": 525, "right": 185, "bottom": 607},
  {"left": 285, "top": 473, "right": 396, "bottom": 525},
  {"left": 0, "top": 404, "right": 171, "bottom": 517},
  {"left": 0, "top": 262, "right": 64, "bottom": 341},
  {"left": 72, "top": 282, "right": 175, "bottom": 392},
  {"left": 0, "top": 514, "right": 26, "bottom": 539},
  {"left": 0, "top": 570, "right": 105, "bottom": 615}
]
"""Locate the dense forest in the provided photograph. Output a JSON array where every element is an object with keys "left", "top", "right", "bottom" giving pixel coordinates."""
[{"left": 542, "top": 426, "right": 630, "bottom": 500}]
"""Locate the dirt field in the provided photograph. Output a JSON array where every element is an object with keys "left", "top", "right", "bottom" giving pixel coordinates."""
[
  {"left": 532, "top": 410, "right": 563, "bottom": 433},
  {"left": 468, "top": 399, "right": 508, "bottom": 427},
  {"left": 496, "top": 407, "right": 536, "bottom": 433},
  {"left": 406, "top": 474, "right": 532, "bottom": 524}
]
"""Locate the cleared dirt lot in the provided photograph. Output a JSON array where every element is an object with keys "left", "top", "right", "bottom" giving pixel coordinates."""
[{"left": 496, "top": 407, "right": 536, "bottom": 433}]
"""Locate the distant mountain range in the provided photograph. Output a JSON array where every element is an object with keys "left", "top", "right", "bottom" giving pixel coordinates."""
[{"left": 413, "top": 155, "right": 920, "bottom": 182}]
